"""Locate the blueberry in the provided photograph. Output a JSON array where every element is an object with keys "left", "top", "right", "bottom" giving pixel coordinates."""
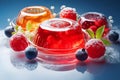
[
  {"left": 108, "top": 31, "right": 119, "bottom": 42},
  {"left": 4, "top": 26, "right": 14, "bottom": 38},
  {"left": 25, "top": 47, "right": 38, "bottom": 60},
  {"left": 76, "top": 48, "right": 88, "bottom": 61}
]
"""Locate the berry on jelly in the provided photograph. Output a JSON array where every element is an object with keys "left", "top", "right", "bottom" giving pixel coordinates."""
[
  {"left": 76, "top": 48, "right": 88, "bottom": 61},
  {"left": 108, "top": 31, "right": 119, "bottom": 42},
  {"left": 25, "top": 46, "right": 38, "bottom": 60},
  {"left": 4, "top": 26, "right": 14, "bottom": 38},
  {"left": 59, "top": 7, "right": 77, "bottom": 20}
]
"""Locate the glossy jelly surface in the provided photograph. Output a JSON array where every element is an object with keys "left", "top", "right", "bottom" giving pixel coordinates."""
[
  {"left": 32, "top": 18, "right": 85, "bottom": 54},
  {"left": 79, "top": 12, "right": 110, "bottom": 36},
  {"left": 16, "top": 6, "right": 53, "bottom": 31}
]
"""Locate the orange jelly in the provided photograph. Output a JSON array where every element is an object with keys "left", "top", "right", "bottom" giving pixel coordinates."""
[{"left": 16, "top": 6, "right": 53, "bottom": 31}]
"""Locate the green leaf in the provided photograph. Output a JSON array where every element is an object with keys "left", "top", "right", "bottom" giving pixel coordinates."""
[
  {"left": 15, "top": 25, "right": 19, "bottom": 32},
  {"left": 26, "top": 21, "right": 32, "bottom": 32},
  {"left": 21, "top": 29, "right": 24, "bottom": 33},
  {"left": 86, "top": 29, "right": 95, "bottom": 38},
  {"left": 101, "top": 38, "right": 111, "bottom": 46},
  {"left": 96, "top": 25, "right": 105, "bottom": 39},
  {"left": 12, "top": 32, "right": 16, "bottom": 35}
]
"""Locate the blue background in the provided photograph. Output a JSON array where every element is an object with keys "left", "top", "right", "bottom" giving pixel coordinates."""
[
  {"left": 0, "top": 0, "right": 120, "bottom": 80},
  {"left": 0, "top": 0, "right": 120, "bottom": 29}
]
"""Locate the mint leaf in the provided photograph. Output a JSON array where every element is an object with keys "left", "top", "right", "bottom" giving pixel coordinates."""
[
  {"left": 26, "top": 21, "right": 32, "bottom": 32},
  {"left": 96, "top": 25, "right": 105, "bottom": 39},
  {"left": 12, "top": 32, "right": 16, "bottom": 35},
  {"left": 101, "top": 38, "right": 111, "bottom": 46},
  {"left": 86, "top": 29, "right": 95, "bottom": 38},
  {"left": 15, "top": 25, "right": 19, "bottom": 32}
]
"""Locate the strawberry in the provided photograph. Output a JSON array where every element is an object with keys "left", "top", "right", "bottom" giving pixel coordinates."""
[
  {"left": 59, "top": 7, "right": 77, "bottom": 20},
  {"left": 10, "top": 33, "right": 28, "bottom": 51},
  {"left": 85, "top": 39, "right": 106, "bottom": 58}
]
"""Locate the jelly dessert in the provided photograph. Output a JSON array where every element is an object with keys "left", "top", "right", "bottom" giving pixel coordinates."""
[
  {"left": 30, "top": 18, "right": 85, "bottom": 64},
  {"left": 79, "top": 12, "right": 110, "bottom": 36},
  {"left": 16, "top": 6, "right": 53, "bottom": 31},
  {"left": 5, "top": 5, "right": 119, "bottom": 65},
  {"left": 32, "top": 18, "right": 85, "bottom": 53}
]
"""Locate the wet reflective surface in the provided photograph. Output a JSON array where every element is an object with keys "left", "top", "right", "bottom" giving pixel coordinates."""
[
  {"left": 0, "top": 30, "right": 120, "bottom": 80},
  {"left": 0, "top": 48, "right": 120, "bottom": 80}
]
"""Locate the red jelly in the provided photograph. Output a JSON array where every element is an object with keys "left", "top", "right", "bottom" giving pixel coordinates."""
[
  {"left": 33, "top": 18, "right": 85, "bottom": 53},
  {"left": 31, "top": 18, "right": 85, "bottom": 64},
  {"left": 79, "top": 12, "right": 110, "bottom": 36}
]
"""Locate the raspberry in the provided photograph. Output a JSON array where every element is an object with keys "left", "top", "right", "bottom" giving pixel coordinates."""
[
  {"left": 59, "top": 7, "right": 77, "bottom": 20},
  {"left": 85, "top": 39, "right": 106, "bottom": 58},
  {"left": 10, "top": 33, "right": 28, "bottom": 51}
]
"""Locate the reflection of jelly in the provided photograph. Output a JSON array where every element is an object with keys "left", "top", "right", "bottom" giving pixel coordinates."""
[
  {"left": 16, "top": 6, "right": 53, "bottom": 31},
  {"left": 33, "top": 18, "right": 85, "bottom": 54}
]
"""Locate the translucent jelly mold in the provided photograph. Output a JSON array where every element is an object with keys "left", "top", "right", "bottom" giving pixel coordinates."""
[
  {"left": 30, "top": 18, "right": 85, "bottom": 64},
  {"left": 79, "top": 12, "right": 110, "bottom": 36},
  {"left": 16, "top": 6, "right": 53, "bottom": 31}
]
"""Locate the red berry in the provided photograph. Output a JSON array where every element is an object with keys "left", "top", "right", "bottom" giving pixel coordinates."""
[
  {"left": 89, "top": 25, "right": 98, "bottom": 32},
  {"left": 85, "top": 39, "right": 106, "bottom": 58},
  {"left": 59, "top": 7, "right": 77, "bottom": 20},
  {"left": 79, "top": 19, "right": 95, "bottom": 29},
  {"left": 10, "top": 33, "right": 28, "bottom": 51}
]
